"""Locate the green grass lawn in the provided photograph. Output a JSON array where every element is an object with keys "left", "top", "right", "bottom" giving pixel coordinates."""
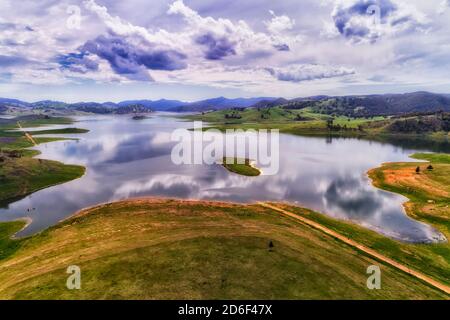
[
  {"left": 222, "top": 157, "right": 261, "bottom": 176},
  {"left": 0, "top": 199, "right": 446, "bottom": 299},
  {"left": 412, "top": 153, "right": 450, "bottom": 164}
]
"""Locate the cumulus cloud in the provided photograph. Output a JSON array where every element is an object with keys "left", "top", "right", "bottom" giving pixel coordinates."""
[
  {"left": 438, "top": 0, "right": 450, "bottom": 14},
  {"left": 266, "top": 64, "right": 355, "bottom": 82},
  {"left": 167, "top": 0, "right": 299, "bottom": 59},
  {"left": 61, "top": 1, "right": 188, "bottom": 81},
  {"left": 1, "top": 0, "right": 450, "bottom": 98},
  {"left": 329, "top": 0, "right": 430, "bottom": 43},
  {"left": 265, "top": 10, "right": 296, "bottom": 34}
]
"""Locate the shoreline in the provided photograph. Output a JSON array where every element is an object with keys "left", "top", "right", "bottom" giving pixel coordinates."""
[{"left": 367, "top": 153, "right": 449, "bottom": 243}]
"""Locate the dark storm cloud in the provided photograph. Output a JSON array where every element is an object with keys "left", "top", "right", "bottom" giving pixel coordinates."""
[
  {"left": 195, "top": 33, "right": 236, "bottom": 60},
  {"left": 61, "top": 35, "right": 188, "bottom": 80},
  {"left": 82, "top": 35, "right": 187, "bottom": 73}
]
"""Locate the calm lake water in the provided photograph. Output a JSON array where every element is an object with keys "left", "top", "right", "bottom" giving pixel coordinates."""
[{"left": 0, "top": 114, "right": 447, "bottom": 243}]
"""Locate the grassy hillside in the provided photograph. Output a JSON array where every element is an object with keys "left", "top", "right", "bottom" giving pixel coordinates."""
[
  {"left": 0, "top": 154, "right": 85, "bottom": 204},
  {"left": 0, "top": 116, "right": 87, "bottom": 204},
  {"left": 186, "top": 107, "right": 450, "bottom": 140},
  {"left": 255, "top": 92, "right": 450, "bottom": 117},
  {"left": 0, "top": 198, "right": 447, "bottom": 300}
]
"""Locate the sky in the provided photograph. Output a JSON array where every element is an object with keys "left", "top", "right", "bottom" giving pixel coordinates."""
[{"left": 0, "top": 0, "right": 450, "bottom": 102}]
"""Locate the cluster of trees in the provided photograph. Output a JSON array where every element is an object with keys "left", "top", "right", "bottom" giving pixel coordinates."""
[
  {"left": 294, "top": 114, "right": 312, "bottom": 121},
  {"left": 313, "top": 98, "right": 386, "bottom": 118},
  {"left": 0, "top": 149, "right": 23, "bottom": 162},
  {"left": 115, "top": 104, "right": 152, "bottom": 115},
  {"left": 416, "top": 165, "right": 434, "bottom": 174},
  {"left": 390, "top": 110, "right": 446, "bottom": 119},
  {"left": 224, "top": 111, "right": 242, "bottom": 119},
  {"left": 387, "top": 113, "right": 450, "bottom": 134},
  {"left": 279, "top": 93, "right": 450, "bottom": 118},
  {"left": 282, "top": 101, "right": 317, "bottom": 110},
  {"left": 260, "top": 109, "right": 271, "bottom": 119}
]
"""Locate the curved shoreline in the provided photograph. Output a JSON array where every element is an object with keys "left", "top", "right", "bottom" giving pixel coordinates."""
[{"left": 367, "top": 153, "right": 449, "bottom": 243}]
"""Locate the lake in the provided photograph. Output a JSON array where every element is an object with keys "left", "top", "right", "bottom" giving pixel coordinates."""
[{"left": 0, "top": 113, "right": 447, "bottom": 243}]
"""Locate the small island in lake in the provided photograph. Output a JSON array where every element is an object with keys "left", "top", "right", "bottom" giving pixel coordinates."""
[
  {"left": 221, "top": 157, "right": 261, "bottom": 176},
  {"left": 132, "top": 115, "right": 148, "bottom": 120}
]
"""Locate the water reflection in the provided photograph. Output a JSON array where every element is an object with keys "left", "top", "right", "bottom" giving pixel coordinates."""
[{"left": 0, "top": 114, "right": 446, "bottom": 243}]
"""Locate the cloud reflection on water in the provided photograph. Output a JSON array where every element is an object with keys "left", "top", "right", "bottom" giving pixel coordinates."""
[{"left": 0, "top": 115, "right": 445, "bottom": 242}]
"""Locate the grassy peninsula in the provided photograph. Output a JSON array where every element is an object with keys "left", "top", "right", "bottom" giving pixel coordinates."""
[{"left": 0, "top": 115, "right": 87, "bottom": 205}]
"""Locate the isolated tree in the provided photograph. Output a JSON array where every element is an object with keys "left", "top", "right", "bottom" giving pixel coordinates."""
[
  {"left": 268, "top": 241, "right": 274, "bottom": 251},
  {"left": 416, "top": 166, "right": 421, "bottom": 174},
  {"left": 427, "top": 165, "right": 434, "bottom": 171},
  {"left": 326, "top": 117, "right": 335, "bottom": 130}
]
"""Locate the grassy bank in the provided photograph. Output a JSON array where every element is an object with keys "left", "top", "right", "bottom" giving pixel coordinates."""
[
  {"left": 185, "top": 107, "right": 450, "bottom": 142},
  {"left": 363, "top": 153, "right": 450, "bottom": 285},
  {"left": 0, "top": 155, "right": 85, "bottom": 205},
  {"left": 0, "top": 116, "right": 87, "bottom": 204},
  {"left": 30, "top": 128, "right": 89, "bottom": 135},
  {"left": 222, "top": 157, "right": 261, "bottom": 176},
  {"left": 0, "top": 198, "right": 447, "bottom": 299}
]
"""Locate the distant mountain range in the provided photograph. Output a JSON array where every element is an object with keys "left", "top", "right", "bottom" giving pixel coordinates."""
[
  {"left": 0, "top": 96, "right": 277, "bottom": 114},
  {"left": 1, "top": 92, "right": 450, "bottom": 116}
]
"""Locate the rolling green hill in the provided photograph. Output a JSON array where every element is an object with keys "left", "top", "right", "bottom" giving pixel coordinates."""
[{"left": 0, "top": 198, "right": 447, "bottom": 299}]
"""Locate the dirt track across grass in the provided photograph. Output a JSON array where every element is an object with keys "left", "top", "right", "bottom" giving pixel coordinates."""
[{"left": 259, "top": 202, "right": 450, "bottom": 295}]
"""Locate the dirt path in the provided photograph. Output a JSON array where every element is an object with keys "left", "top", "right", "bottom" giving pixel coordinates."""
[
  {"left": 259, "top": 202, "right": 450, "bottom": 295},
  {"left": 17, "top": 121, "right": 37, "bottom": 146}
]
